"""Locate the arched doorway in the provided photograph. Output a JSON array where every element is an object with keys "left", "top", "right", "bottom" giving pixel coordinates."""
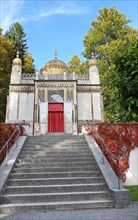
[{"left": 48, "top": 94, "right": 64, "bottom": 132}]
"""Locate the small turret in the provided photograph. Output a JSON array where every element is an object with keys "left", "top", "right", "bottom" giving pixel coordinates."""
[
  {"left": 89, "top": 52, "right": 100, "bottom": 84},
  {"left": 10, "top": 51, "right": 22, "bottom": 84}
]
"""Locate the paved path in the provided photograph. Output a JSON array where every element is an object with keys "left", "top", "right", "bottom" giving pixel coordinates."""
[{"left": 0, "top": 203, "right": 138, "bottom": 220}]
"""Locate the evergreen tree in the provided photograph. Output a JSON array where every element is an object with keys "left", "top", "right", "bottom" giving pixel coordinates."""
[{"left": 4, "top": 22, "right": 28, "bottom": 61}]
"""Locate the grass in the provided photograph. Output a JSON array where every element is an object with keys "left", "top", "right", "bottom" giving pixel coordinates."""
[{"left": 124, "top": 185, "right": 138, "bottom": 202}]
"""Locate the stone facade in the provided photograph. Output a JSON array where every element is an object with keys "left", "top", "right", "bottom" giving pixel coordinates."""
[{"left": 6, "top": 53, "right": 104, "bottom": 135}]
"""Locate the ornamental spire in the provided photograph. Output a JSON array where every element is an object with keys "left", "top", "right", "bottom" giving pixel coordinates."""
[
  {"left": 16, "top": 51, "right": 19, "bottom": 58},
  {"left": 54, "top": 49, "right": 58, "bottom": 59},
  {"left": 91, "top": 51, "right": 94, "bottom": 59}
]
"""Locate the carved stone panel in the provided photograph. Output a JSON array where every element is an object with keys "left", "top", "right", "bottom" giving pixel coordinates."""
[
  {"left": 38, "top": 89, "right": 45, "bottom": 102},
  {"left": 67, "top": 90, "right": 73, "bottom": 102}
]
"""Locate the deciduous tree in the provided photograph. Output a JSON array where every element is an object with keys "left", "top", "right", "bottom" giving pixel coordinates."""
[{"left": 82, "top": 7, "right": 137, "bottom": 121}]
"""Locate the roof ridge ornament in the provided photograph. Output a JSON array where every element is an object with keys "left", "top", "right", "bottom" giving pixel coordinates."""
[{"left": 54, "top": 49, "right": 58, "bottom": 59}]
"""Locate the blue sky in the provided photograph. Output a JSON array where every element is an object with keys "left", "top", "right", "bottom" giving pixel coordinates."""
[{"left": 0, "top": 0, "right": 137, "bottom": 70}]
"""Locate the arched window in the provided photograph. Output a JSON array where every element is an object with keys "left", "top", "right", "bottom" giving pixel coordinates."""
[{"left": 49, "top": 93, "right": 63, "bottom": 103}]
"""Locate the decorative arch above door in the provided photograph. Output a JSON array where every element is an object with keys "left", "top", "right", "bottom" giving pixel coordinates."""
[{"left": 49, "top": 93, "right": 63, "bottom": 103}]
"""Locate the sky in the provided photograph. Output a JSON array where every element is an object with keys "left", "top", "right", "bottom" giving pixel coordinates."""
[{"left": 0, "top": 0, "right": 138, "bottom": 70}]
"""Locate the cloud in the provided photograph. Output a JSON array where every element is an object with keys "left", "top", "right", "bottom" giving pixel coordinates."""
[
  {"left": 32, "top": 5, "right": 89, "bottom": 21},
  {"left": 1, "top": 1, "right": 90, "bottom": 31},
  {"left": 1, "top": 0, "right": 24, "bottom": 32}
]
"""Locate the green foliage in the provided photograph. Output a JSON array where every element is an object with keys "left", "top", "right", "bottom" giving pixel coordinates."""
[
  {"left": 4, "top": 22, "right": 35, "bottom": 72},
  {"left": 23, "top": 53, "right": 35, "bottom": 73},
  {"left": 4, "top": 22, "right": 28, "bottom": 61},
  {"left": 68, "top": 55, "right": 80, "bottom": 73},
  {"left": 0, "top": 29, "right": 14, "bottom": 122},
  {"left": 83, "top": 6, "right": 137, "bottom": 60},
  {"left": 83, "top": 6, "right": 137, "bottom": 121},
  {"left": 68, "top": 55, "right": 88, "bottom": 75},
  {"left": 110, "top": 39, "right": 138, "bottom": 121},
  {"left": 0, "top": 23, "right": 35, "bottom": 122}
]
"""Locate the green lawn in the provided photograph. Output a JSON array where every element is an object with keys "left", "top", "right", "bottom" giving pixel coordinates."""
[{"left": 125, "top": 186, "right": 138, "bottom": 202}]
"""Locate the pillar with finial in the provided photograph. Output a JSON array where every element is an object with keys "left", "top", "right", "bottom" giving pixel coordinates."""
[
  {"left": 88, "top": 52, "right": 100, "bottom": 85},
  {"left": 11, "top": 51, "right": 22, "bottom": 84}
]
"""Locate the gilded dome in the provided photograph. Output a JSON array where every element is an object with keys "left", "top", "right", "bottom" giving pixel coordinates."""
[
  {"left": 42, "top": 51, "right": 69, "bottom": 74},
  {"left": 13, "top": 52, "right": 22, "bottom": 65}
]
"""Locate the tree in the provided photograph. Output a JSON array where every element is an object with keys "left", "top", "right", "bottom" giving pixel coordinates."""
[
  {"left": 4, "top": 22, "right": 35, "bottom": 73},
  {"left": 4, "top": 22, "right": 28, "bottom": 61},
  {"left": 82, "top": 6, "right": 137, "bottom": 121},
  {"left": 0, "top": 24, "right": 35, "bottom": 121},
  {"left": 0, "top": 29, "right": 14, "bottom": 121},
  {"left": 83, "top": 7, "right": 137, "bottom": 61},
  {"left": 110, "top": 39, "right": 138, "bottom": 121},
  {"left": 68, "top": 55, "right": 89, "bottom": 75},
  {"left": 23, "top": 53, "right": 35, "bottom": 73},
  {"left": 68, "top": 55, "right": 80, "bottom": 73}
]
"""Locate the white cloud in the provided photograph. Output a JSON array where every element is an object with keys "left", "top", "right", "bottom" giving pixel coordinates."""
[
  {"left": 32, "top": 5, "right": 89, "bottom": 21},
  {"left": 1, "top": 0, "right": 24, "bottom": 32},
  {"left": 1, "top": 1, "right": 89, "bottom": 32}
]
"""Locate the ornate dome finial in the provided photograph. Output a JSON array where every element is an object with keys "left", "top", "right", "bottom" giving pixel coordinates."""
[
  {"left": 42, "top": 52, "right": 69, "bottom": 75},
  {"left": 91, "top": 52, "right": 94, "bottom": 59},
  {"left": 54, "top": 49, "right": 58, "bottom": 59},
  {"left": 16, "top": 51, "right": 19, "bottom": 58},
  {"left": 12, "top": 51, "right": 22, "bottom": 65},
  {"left": 89, "top": 51, "right": 97, "bottom": 66}
]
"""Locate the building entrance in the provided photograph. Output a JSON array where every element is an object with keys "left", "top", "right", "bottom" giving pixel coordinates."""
[{"left": 48, "top": 103, "right": 64, "bottom": 132}]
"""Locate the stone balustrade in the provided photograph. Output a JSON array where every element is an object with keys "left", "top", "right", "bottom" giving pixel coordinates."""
[{"left": 21, "top": 72, "right": 89, "bottom": 84}]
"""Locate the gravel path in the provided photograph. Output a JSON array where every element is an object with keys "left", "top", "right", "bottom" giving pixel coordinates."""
[{"left": 0, "top": 203, "right": 138, "bottom": 220}]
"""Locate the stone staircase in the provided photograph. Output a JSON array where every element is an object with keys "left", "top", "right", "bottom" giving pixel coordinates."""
[{"left": 0, "top": 134, "right": 114, "bottom": 213}]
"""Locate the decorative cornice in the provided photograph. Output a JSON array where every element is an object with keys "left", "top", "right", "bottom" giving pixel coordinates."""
[
  {"left": 77, "top": 84, "right": 101, "bottom": 92},
  {"left": 35, "top": 81, "right": 76, "bottom": 89},
  {"left": 9, "top": 85, "right": 35, "bottom": 92}
]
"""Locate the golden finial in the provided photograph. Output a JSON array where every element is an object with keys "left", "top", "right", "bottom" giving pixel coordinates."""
[
  {"left": 91, "top": 52, "right": 94, "bottom": 59},
  {"left": 16, "top": 51, "right": 19, "bottom": 58},
  {"left": 54, "top": 49, "right": 58, "bottom": 59}
]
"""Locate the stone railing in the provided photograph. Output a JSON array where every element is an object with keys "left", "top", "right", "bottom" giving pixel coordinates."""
[
  {"left": 21, "top": 72, "right": 89, "bottom": 83},
  {"left": 21, "top": 73, "right": 35, "bottom": 84}
]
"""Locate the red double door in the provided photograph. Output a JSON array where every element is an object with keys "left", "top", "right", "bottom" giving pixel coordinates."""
[{"left": 48, "top": 103, "right": 64, "bottom": 132}]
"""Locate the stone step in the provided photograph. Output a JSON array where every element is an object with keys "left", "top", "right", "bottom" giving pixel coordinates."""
[
  {"left": 23, "top": 139, "right": 87, "bottom": 142},
  {"left": 22, "top": 145, "right": 89, "bottom": 149},
  {"left": 1, "top": 191, "right": 111, "bottom": 204},
  {"left": 17, "top": 158, "right": 94, "bottom": 164},
  {"left": 22, "top": 147, "right": 91, "bottom": 153},
  {"left": 0, "top": 134, "right": 114, "bottom": 213},
  {"left": 0, "top": 200, "right": 114, "bottom": 214},
  {"left": 24, "top": 140, "right": 87, "bottom": 144},
  {"left": 19, "top": 152, "right": 92, "bottom": 157},
  {"left": 2, "top": 183, "right": 108, "bottom": 194},
  {"left": 7, "top": 177, "right": 104, "bottom": 186},
  {"left": 15, "top": 162, "right": 95, "bottom": 168},
  {"left": 10, "top": 171, "right": 101, "bottom": 179},
  {"left": 12, "top": 166, "right": 99, "bottom": 173},
  {"left": 17, "top": 156, "right": 94, "bottom": 161},
  {"left": 25, "top": 136, "right": 85, "bottom": 140}
]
